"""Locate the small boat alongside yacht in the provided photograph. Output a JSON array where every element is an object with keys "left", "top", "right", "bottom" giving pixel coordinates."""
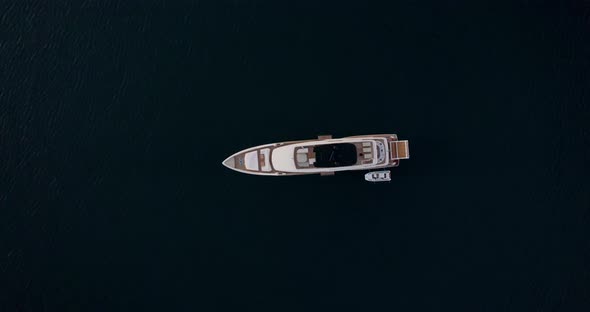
[{"left": 365, "top": 170, "right": 392, "bottom": 182}]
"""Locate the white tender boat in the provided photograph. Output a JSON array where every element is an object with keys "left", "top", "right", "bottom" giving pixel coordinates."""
[{"left": 364, "top": 170, "right": 392, "bottom": 182}]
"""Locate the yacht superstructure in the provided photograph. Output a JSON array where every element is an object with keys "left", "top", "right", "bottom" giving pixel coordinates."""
[{"left": 222, "top": 134, "right": 409, "bottom": 176}]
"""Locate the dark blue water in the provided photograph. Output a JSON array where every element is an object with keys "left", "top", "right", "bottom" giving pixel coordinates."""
[{"left": 1, "top": 1, "right": 589, "bottom": 311}]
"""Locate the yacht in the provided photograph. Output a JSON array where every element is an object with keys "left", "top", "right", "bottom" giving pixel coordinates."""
[{"left": 222, "top": 134, "right": 409, "bottom": 176}]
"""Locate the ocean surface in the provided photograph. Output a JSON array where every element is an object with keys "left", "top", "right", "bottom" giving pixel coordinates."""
[{"left": 1, "top": 1, "right": 589, "bottom": 311}]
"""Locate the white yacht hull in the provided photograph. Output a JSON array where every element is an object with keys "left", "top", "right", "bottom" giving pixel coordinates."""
[{"left": 222, "top": 134, "right": 409, "bottom": 176}]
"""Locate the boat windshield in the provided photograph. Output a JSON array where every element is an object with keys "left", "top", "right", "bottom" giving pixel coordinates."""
[{"left": 313, "top": 143, "right": 357, "bottom": 167}]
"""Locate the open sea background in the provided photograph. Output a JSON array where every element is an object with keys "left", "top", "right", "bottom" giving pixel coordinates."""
[{"left": 1, "top": 0, "right": 589, "bottom": 311}]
